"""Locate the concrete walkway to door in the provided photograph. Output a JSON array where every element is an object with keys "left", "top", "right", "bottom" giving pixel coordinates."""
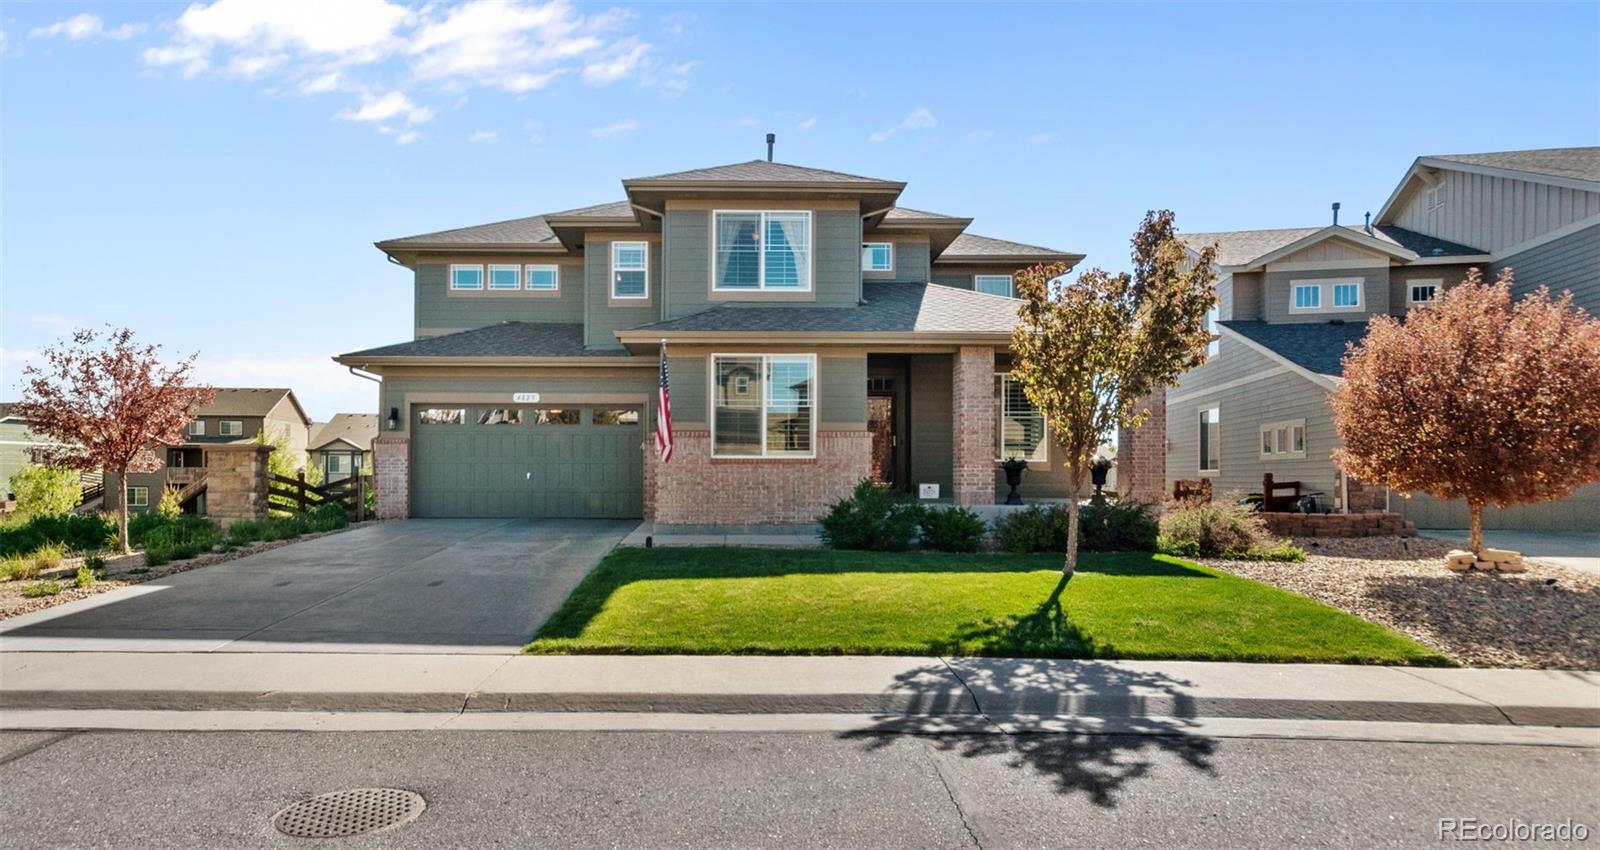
[{"left": 0, "top": 519, "right": 632, "bottom": 655}]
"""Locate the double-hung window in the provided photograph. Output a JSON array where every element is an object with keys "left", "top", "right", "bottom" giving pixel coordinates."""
[
  {"left": 450, "top": 264, "right": 484, "bottom": 290},
  {"left": 525, "top": 264, "right": 559, "bottom": 291},
  {"left": 996, "top": 374, "right": 1047, "bottom": 463},
  {"left": 612, "top": 242, "right": 648, "bottom": 299},
  {"left": 862, "top": 242, "right": 893, "bottom": 272},
  {"left": 711, "top": 354, "right": 816, "bottom": 457},
  {"left": 1409, "top": 280, "right": 1439, "bottom": 305},
  {"left": 713, "top": 211, "right": 812, "bottom": 291},
  {"left": 975, "top": 275, "right": 1014, "bottom": 297},
  {"left": 1198, "top": 405, "right": 1220, "bottom": 474},
  {"left": 1259, "top": 419, "right": 1306, "bottom": 459},
  {"left": 187, "top": 420, "right": 206, "bottom": 437}
]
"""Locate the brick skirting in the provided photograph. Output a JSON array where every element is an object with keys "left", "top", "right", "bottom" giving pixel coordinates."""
[
  {"left": 648, "top": 430, "right": 870, "bottom": 524},
  {"left": 1260, "top": 511, "right": 1417, "bottom": 538}
]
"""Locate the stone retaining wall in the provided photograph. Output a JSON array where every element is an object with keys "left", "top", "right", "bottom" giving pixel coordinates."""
[{"left": 1260, "top": 511, "right": 1416, "bottom": 538}]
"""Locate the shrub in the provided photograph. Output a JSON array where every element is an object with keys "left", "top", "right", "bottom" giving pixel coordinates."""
[
  {"left": 302, "top": 502, "right": 349, "bottom": 533},
  {"left": 21, "top": 581, "right": 61, "bottom": 598},
  {"left": 143, "top": 537, "right": 173, "bottom": 567},
  {"left": 1156, "top": 535, "right": 1200, "bottom": 558},
  {"left": 29, "top": 542, "right": 65, "bottom": 572},
  {"left": 8, "top": 464, "right": 81, "bottom": 518},
  {"left": 74, "top": 565, "right": 95, "bottom": 588},
  {"left": 993, "top": 505, "right": 1067, "bottom": 553},
  {"left": 83, "top": 552, "right": 106, "bottom": 571},
  {"left": 3, "top": 554, "right": 39, "bottom": 581},
  {"left": 1221, "top": 542, "right": 1308, "bottom": 562},
  {"left": 0, "top": 513, "right": 116, "bottom": 556},
  {"left": 1158, "top": 500, "right": 1271, "bottom": 557},
  {"left": 156, "top": 486, "right": 184, "bottom": 520},
  {"left": 140, "top": 517, "right": 218, "bottom": 565},
  {"left": 1077, "top": 501, "right": 1159, "bottom": 552},
  {"left": 818, "top": 480, "right": 923, "bottom": 551},
  {"left": 918, "top": 506, "right": 987, "bottom": 552}
]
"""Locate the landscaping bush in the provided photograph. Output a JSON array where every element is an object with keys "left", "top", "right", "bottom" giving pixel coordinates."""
[
  {"left": 1077, "top": 501, "right": 1159, "bottom": 552},
  {"left": 1158, "top": 500, "right": 1271, "bottom": 557},
  {"left": 818, "top": 480, "right": 923, "bottom": 551},
  {"left": 29, "top": 542, "right": 65, "bottom": 572},
  {"left": 75, "top": 565, "right": 96, "bottom": 588},
  {"left": 1227, "top": 541, "right": 1308, "bottom": 562},
  {"left": 918, "top": 506, "right": 987, "bottom": 552},
  {"left": 155, "top": 486, "right": 184, "bottom": 520},
  {"left": 21, "top": 581, "right": 61, "bottom": 598},
  {"left": 8, "top": 464, "right": 81, "bottom": 518},
  {"left": 3, "top": 554, "right": 39, "bottom": 581},
  {"left": 1156, "top": 535, "right": 1200, "bottom": 558},
  {"left": 83, "top": 552, "right": 106, "bottom": 571},
  {"left": 142, "top": 537, "right": 173, "bottom": 567},
  {"left": 993, "top": 505, "right": 1067, "bottom": 553},
  {"left": 0, "top": 513, "right": 115, "bottom": 556},
  {"left": 139, "top": 517, "right": 219, "bottom": 565}
]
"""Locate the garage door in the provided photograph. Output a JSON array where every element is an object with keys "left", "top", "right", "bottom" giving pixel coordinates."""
[{"left": 410, "top": 405, "right": 644, "bottom": 518}]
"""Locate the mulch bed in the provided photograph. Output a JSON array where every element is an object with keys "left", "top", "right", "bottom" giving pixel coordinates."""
[{"left": 1204, "top": 535, "right": 1600, "bottom": 669}]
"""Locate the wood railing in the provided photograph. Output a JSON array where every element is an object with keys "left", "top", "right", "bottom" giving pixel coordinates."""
[{"left": 268, "top": 472, "right": 369, "bottom": 522}]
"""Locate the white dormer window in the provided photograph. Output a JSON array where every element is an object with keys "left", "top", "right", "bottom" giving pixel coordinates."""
[
  {"left": 862, "top": 242, "right": 893, "bottom": 272},
  {"left": 450, "top": 264, "right": 484, "bottom": 290},
  {"left": 1290, "top": 278, "right": 1364, "bottom": 314},
  {"left": 975, "top": 275, "right": 1014, "bottom": 297}
]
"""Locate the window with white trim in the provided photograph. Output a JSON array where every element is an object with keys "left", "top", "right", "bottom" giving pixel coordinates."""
[
  {"left": 974, "top": 275, "right": 1014, "bottom": 297},
  {"left": 127, "top": 486, "right": 149, "bottom": 508},
  {"left": 711, "top": 354, "right": 815, "bottom": 457},
  {"left": 487, "top": 264, "right": 521, "bottom": 290},
  {"left": 1198, "top": 405, "right": 1220, "bottom": 474},
  {"left": 525, "top": 264, "right": 559, "bottom": 291},
  {"left": 611, "top": 242, "right": 649, "bottom": 299},
  {"left": 219, "top": 420, "right": 243, "bottom": 437},
  {"left": 1409, "top": 280, "right": 1440, "bottom": 305},
  {"left": 1259, "top": 419, "right": 1306, "bottom": 460},
  {"left": 450, "top": 264, "right": 483, "bottom": 290},
  {"left": 187, "top": 420, "right": 206, "bottom": 436},
  {"left": 1293, "top": 284, "right": 1321, "bottom": 310},
  {"left": 862, "top": 242, "right": 893, "bottom": 272},
  {"left": 996, "top": 374, "right": 1047, "bottom": 463},
  {"left": 1290, "top": 278, "right": 1364, "bottom": 313},
  {"left": 1332, "top": 282, "right": 1361, "bottom": 308},
  {"left": 713, "top": 211, "right": 812, "bottom": 291},
  {"left": 325, "top": 453, "right": 353, "bottom": 475}
]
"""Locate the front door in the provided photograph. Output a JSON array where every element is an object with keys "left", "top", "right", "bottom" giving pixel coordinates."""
[{"left": 867, "top": 394, "right": 896, "bottom": 486}]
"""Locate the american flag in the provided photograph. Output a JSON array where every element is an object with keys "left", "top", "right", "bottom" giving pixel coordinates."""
[{"left": 655, "top": 340, "right": 673, "bottom": 463}]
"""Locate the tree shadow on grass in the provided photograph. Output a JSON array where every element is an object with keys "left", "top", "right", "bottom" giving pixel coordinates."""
[{"left": 845, "top": 574, "right": 1217, "bottom": 808}]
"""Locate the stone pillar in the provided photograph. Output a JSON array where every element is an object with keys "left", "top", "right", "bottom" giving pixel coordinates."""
[
  {"left": 1117, "top": 388, "right": 1167, "bottom": 505},
  {"left": 201, "top": 443, "right": 271, "bottom": 526},
  {"left": 951, "top": 345, "right": 996, "bottom": 506},
  {"left": 372, "top": 435, "right": 410, "bottom": 520}
]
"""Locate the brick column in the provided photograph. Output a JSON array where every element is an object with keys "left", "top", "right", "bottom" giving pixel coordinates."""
[
  {"left": 1117, "top": 388, "right": 1167, "bottom": 504},
  {"left": 372, "top": 435, "right": 410, "bottom": 520},
  {"left": 201, "top": 443, "right": 271, "bottom": 526},
  {"left": 952, "top": 345, "right": 996, "bottom": 506}
]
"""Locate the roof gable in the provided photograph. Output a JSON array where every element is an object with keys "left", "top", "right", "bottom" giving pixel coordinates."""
[
  {"left": 624, "top": 160, "right": 899, "bottom": 186},
  {"left": 1377, "top": 147, "right": 1600, "bottom": 224},
  {"left": 309, "top": 413, "right": 379, "bottom": 452},
  {"left": 1184, "top": 225, "right": 1417, "bottom": 271}
]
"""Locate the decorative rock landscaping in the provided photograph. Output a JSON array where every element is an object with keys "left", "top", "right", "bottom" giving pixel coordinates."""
[{"left": 1444, "top": 547, "right": 1527, "bottom": 573}]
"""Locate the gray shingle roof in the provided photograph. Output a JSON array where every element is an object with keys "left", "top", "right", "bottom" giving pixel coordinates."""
[
  {"left": 1183, "top": 225, "right": 1484, "bottom": 267},
  {"left": 199, "top": 388, "right": 299, "bottom": 418},
  {"left": 626, "top": 160, "right": 898, "bottom": 185},
  {"left": 544, "top": 200, "right": 633, "bottom": 218},
  {"left": 377, "top": 214, "right": 560, "bottom": 248},
  {"left": 1219, "top": 320, "right": 1369, "bottom": 378},
  {"left": 941, "top": 232, "right": 1080, "bottom": 259},
  {"left": 1428, "top": 147, "right": 1600, "bottom": 184},
  {"left": 1364, "top": 225, "right": 1484, "bottom": 258},
  {"left": 627, "top": 281, "right": 1022, "bottom": 335},
  {"left": 309, "top": 413, "right": 379, "bottom": 452},
  {"left": 339, "top": 323, "right": 634, "bottom": 359},
  {"left": 882, "top": 206, "right": 964, "bottom": 221}
]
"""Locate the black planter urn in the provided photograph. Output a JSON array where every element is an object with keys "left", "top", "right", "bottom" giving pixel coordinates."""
[{"left": 1001, "top": 460, "right": 1027, "bottom": 505}]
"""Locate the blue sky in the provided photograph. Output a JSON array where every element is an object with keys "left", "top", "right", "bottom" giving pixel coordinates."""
[{"left": 3, "top": 1, "right": 1596, "bottom": 419}]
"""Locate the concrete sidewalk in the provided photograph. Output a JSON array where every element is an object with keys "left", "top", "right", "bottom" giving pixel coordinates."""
[{"left": 2, "top": 653, "right": 1596, "bottom": 726}]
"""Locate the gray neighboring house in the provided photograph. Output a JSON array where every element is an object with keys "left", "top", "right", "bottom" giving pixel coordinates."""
[
  {"left": 1162, "top": 146, "right": 1599, "bottom": 531},
  {"left": 308, "top": 414, "right": 378, "bottom": 482},
  {"left": 0, "top": 404, "right": 59, "bottom": 501}
]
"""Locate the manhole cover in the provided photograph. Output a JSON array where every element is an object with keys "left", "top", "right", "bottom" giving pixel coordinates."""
[{"left": 273, "top": 788, "right": 425, "bottom": 838}]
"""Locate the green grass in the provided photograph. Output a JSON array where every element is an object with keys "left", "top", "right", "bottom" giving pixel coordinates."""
[{"left": 526, "top": 547, "right": 1451, "bottom": 665}]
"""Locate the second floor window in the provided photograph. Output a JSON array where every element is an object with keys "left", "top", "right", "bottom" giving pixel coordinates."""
[
  {"left": 612, "top": 242, "right": 648, "bottom": 299},
  {"left": 1410, "top": 281, "right": 1439, "bottom": 305},
  {"left": 975, "top": 275, "right": 1014, "bottom": 297},
  {"left": 450, "top": 264, "right": 483, "bottom": 290},
  {"left": 1333, "top": 282, "right": 1361, "bottom": 308},
  {"left": 714, "top": 211, "right": 812, "bottom": 291},
  {"left": 188, "top": 420, "right": 206, "bottom": 436},
  {"left": 220, "top": 420, "right": 243, "bottom": 437},
  {"left": 1294, "top": 284, "right": 1321, "bottom": 310},
  {"left": 862, "top": 242, "right": 893, "bottom": 272}
]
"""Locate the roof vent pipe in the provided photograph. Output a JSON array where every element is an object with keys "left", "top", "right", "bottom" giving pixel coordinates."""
[
  {"left": 1364, "top": 211, "right": 1372, "bottom": 234},
  {"left": 1331, "top": 202, "right": 1340, "bottom": 226},
  {"left": 766, "top": 133, "right": 775, "bottom": 162}
]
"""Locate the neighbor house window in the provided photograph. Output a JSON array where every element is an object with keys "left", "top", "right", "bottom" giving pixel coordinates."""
[
  {"left": 1410, "top": 280, "right": 1440, "bottom": 305},
  {"left": 417, "top": 408, "right": 465, "bottom": 425},
  {"left": 477, "top": 409, "right": 523, "bottom": 426},
  {"left": 1333, "top": 282, "right": 1361, "bottom": 308},
  {"left": 126, "top": 486, "right": 149, "bottom": 508},
  {"left": 713, "top": 211, "right": 812, "bottom": 291},
  {"left": 975, "top": 275, "right": 1014, "bottom": 297},
  {"left": 611, "top": 242, "right": 648, "bottom": 299},
  {"left": 711, "top": 354, "right": 816, "bottom": 458},
  {"left": 487, "top": 264, "right": 521, "bottom": 290},
  {"left": 1198, "top": 405, "right": 1220, "bottom": 474},
  {"left": 1259, "top": 419, "right": 1307, "bottom": 460},
  {"left": 219, "top": 420, "right": 243, "bottom": 437},
  {"left": 1292, "top": 279, "right": 1364, "bottom": 313},
  {"left": 531, "top": 409, "right": 580, "bottom": 425},
  {"left": 450, "top": 264, "right": 484, "bottom": 290},
  {"left": 862, "top": 242, "right": 893, "bottom": 272},
  {"left": 187, "top": 420, "right": 206, "bottom": 436},
  {"left": 525, "top": 264, "right": 559, "bottom": 291},
  {"left": 326, "top": 454, "right": 353, "bottom": 475},
  {"left": 1293, "top": 284, "right": 1321, "bottom": 311},
  {"left": 1205, "top": 305, "right": 1220, "bottom": 357},
  {"left": 996, "top": 374, "right": 1047, "bottom": 463}
]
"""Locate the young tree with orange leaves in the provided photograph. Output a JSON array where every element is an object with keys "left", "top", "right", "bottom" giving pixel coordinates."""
[
  {"left": 13, "top": 327, "right": 215, "bottom": 553},
  {"left": 1010, "top": 211, "right": 1217, "bottom": 573},
  {"left": 1332, "top": 269, "right": 1600, "bottom": 554}
]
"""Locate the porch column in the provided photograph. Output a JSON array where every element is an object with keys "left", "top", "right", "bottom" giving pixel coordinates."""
[
  {"left": 1117, "top": 388, "right": 1167, "bottom": 504},
  {"left": 951, "top": 345, "right": 995, "bottom": 506},
  {"left": 372, "top": 435, "right": 410, "bottom": 519}
]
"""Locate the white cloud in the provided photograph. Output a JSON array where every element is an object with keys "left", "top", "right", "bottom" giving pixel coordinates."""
[
  {"left": 30, "top": 13, "right": 144, "bottom": 42},
  {"left": 641, "top": 59, "right": 696, "bottom": 98},
  {"left": 226, "top": 52, "right": 288, "bottom": 78},
  {"left": 590, "top": 118, "right": 638, "bottom": 140},
  {"left": 469, "top": 129, "right": 498, "bottom": 143},
  {"left": 409, "top": 0, "right": 616, "bottom": 92},
  {"left": 27, "top": 315, "right": 80, "bottom": 333},
  {"left": 524, "top": 119, "right": 545, "bottom": 143},
  {"left": 175, "top": 0, "right": 408, "bottom": 57},
  {"left": 142, "top": 43, "right": 211, "bottom": 77},
  {"left": 797, "top": 116, "right": 817, "bottom": 131},
  {"left": 337, "top": 90, "right": 432, "bottom": 125},
  {"left": 299, "top": 71, "right": 344, "bottom": 94},
  {"left": 869, "top": 107, "right": 937, "bottom": 143},
  {"left": 966, "top": 129, "right": 995, "bottom": 141},
  {"left": 581, "top": 38, "right": 648, "bottom": 85},
  {"left": 1028, "top": 131, "right": 1060, "bottom": 145},
  {"left": 396, "top": 130, "right": 421, "bottom": 145}
]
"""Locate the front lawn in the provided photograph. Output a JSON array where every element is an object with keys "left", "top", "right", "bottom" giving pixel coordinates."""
[{"left": 526, "top": 548, "right": 1451, "bottom": 664}]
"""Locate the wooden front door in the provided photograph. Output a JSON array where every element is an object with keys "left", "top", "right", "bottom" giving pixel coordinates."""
[{"left": 868, "top": 394, "right": 896, "bottom": 486}]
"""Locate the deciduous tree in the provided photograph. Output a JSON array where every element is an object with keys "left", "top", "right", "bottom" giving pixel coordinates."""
[
  {"left": 13, "top": 328, "right": 214, "bottom": 553},
  {"left": 1010, "top": 211, "right": 1217, "bottom": 573},
  {"left": 1332, "top": 269, "right": 1600, "bottom": 554}
]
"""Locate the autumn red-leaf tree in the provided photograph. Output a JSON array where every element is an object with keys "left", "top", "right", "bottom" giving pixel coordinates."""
[
  {"left": 13, "top": 327, "right": 215, "bottom": 554},
  {"left": 1010, "top": 211, "right": 1218, "bottom": 574},
  {"left": 1332, "top": 269, "right": 1600, "bottom": 554}
]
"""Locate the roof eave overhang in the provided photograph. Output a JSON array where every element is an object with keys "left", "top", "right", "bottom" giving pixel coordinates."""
[
  {"left": 1408, "top": 254, "right": 1492, "bottom": 266},
  {"left": 934, "top": 253, "right": 1085, "bottom": 266},
  {"left": 613, "top": 329, "right": 1014, "bottom": 353},
  {"left": 623, "top": 180, "right": 906, "bottom": 211},
  {"left": 374, "top": 242, "right": 572, "bottom": 262},
  {"left": 1230, "top": 226, "right": 1417, "bottom": 272},
  {"left": 332, "top": 355, "right": 658, "bottom": 368}
]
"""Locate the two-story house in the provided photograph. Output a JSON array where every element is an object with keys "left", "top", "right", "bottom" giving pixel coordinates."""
[
  {"left": 335, "top": 158, "right": 1082, "bottom": 523},
  {"left": 308, "top": 414, "right": 378, "bottom": 483},
  {"left": 106, "top": 387, "right": 313, "bottom": 514},
  {"left": 1157, "top": 146, "right": 1598, "bottom": 531}
]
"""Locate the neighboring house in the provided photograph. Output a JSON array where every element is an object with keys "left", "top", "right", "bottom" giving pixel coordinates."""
[
  {"left": 308, "top": 414, "right": 378, "bottom": 482},
  {"left": 106, "top": 388, "right": 313, "bottom": 514},
  {"left": 1154, "top": 146, "right": 1599, "bottom": 531},
  {"left": 0, "top": 404, "right": 60, "bottom": 500},
  {"left": 336, "top": 156, "right": 1083, "bottom": 522}
]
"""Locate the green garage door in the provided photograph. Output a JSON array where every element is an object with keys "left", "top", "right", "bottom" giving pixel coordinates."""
[{"left": 411, "top": 405, "right": 644, "bottom": 518}]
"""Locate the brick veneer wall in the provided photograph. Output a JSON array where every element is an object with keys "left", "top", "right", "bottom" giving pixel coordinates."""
[
  {"left": 952, "top": 346, "right": 996, "bottom": 506},
  {"left": 200, "top": 443, "right": 271, "bottom": 526},
  {"left": 648, "top": 430, "right": 870, "bottom": 524},
  {"left": 1343, "top": 474, "right": 1387, "bottom": 513},
  {"left": 372, "top": 435, "right": 410, "bottom": 520},
  {"left": 1117, "top": 388, "right": 1167, "bottom": 504}
]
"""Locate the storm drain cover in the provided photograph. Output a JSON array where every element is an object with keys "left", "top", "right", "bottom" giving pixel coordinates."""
[{"left": 273, "top": 788, "right": 425, "bottom": 839}]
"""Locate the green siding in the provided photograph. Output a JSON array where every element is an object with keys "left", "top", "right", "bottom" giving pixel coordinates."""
[
  {"left": 908, "top": 355, "right": 952, "bottom": 496},
  {"left": 661, "top": 209, "right": 861, "bottom": 318},
  {"left": 1492, "top": 222, "right": 1599, "bottom": 315},
  {"left": 667, "top": 356, "right": 707, "bottom": 425},
  {"left": 889, "top": 241, "right": 930, "bottom": 283},
  {"left": 414, "top": 262, "right": 585, "bottom": 334},
  {"left": 585, "top": 239, "right": 662, "bottom": 349}
]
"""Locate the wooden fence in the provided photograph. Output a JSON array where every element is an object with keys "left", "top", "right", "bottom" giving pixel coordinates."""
[{"left": 267, "top": 473, "right": 370, "bottom": 522}]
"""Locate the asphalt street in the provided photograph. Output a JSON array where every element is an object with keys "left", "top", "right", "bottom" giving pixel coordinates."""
[{"left": 2, "top": 728, "right": 1596, "bottom": 849}]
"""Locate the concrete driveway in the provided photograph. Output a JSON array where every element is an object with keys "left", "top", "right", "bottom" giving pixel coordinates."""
[{"left": 0, "top": 519, "right": 631, "bottom": 655}]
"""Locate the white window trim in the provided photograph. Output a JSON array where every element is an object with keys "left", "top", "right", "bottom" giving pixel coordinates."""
[
  {"left": 1408, "top": 278, "right": 1441, "bottom": 305},
  {"left": 974, "top": 274, "right": 1015, "bottom": 297},
  {"left": 1288, "top": 278, "right": 1364, "bottom": 314},
  {"left": 1198, "top": 404, "right": 1220, "bottom": 477},
  {"left": 995, "top": 372, "right": 1048, "bottom": 463},
  {"left": 525, "top": 264, "right": 560, "bottom": 292},
  {"left": 708, "top": 353, "right": 818, "bottom": 459},
  {"left": 219, "top": 420, "right": 243, "bottom": 437},
  {"left": 127, "top": 486, "right": 149, "bottom": 507},
  {"left": 862, "top": 242, "right": 894, "bottom": 272},
  {"left": 1258, "top": 418, "right": 1307, "bottom": 460},
  {"left": 711, "top": 210, "right": 814, "bottom": 293},
  {"left": 187, "top": 420, "right": 206, "bottom": 436},
  {"left": 611, "top": 241, "right": 649, "bottom": 300},
  {"left": 450, "top": 263, "right": 484, "bottom": 291},
  {"left": 486, "top": 263, "right": 521, "bottom": 290}
]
